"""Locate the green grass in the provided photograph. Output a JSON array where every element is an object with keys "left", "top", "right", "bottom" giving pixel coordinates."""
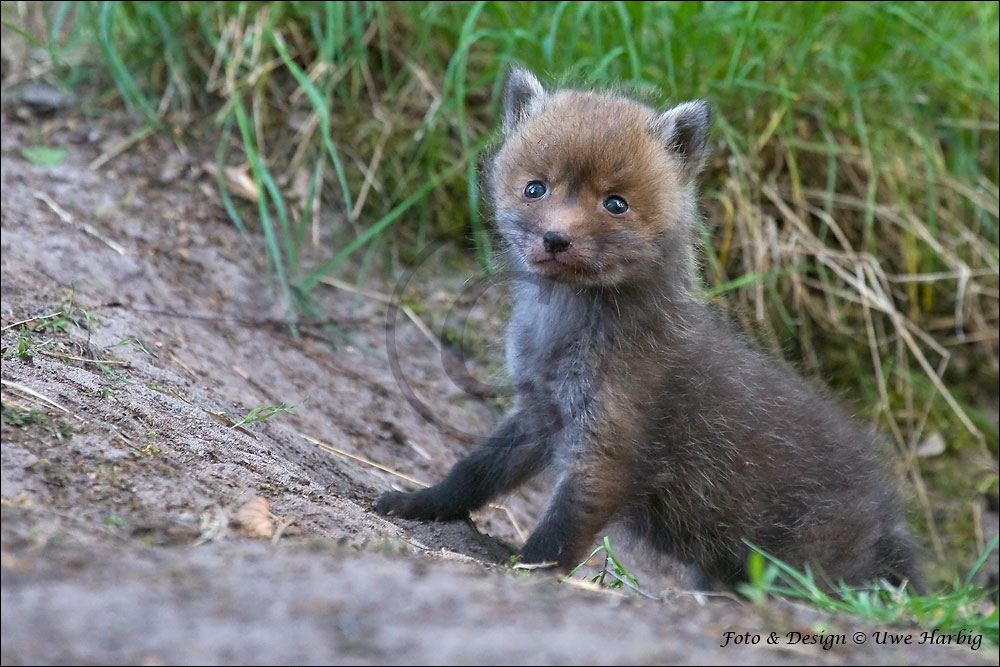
[
  {"left": 2, "top": 328, "right": 34, "bottom": 360},
  {"left": 740, "top": 536, "right": 1000, "bottom": 648},
  {"left": 0, "top": 290, "right": 96, "bottom": 360},
  {"left": 5, "top": 0, "right": 998, "bottom": 584},
  {"left": 567, "top": 535, "right": 645, "bottom": 594},
  {"left": 564, "top": 534, "right": 998, "bottom": 647},
  {"left": 1, "top": 403, "right": 74, "bottom": 439},
  {"left": 232, "top": 402, "right": 298, "bottom": 428}
]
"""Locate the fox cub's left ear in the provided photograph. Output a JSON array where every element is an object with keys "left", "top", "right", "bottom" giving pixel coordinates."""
[{"left": 651, "top": 100, "right": 712, "bottom": 179}]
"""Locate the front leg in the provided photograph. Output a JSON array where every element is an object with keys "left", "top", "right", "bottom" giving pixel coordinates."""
[
  {"left": 374, "top": 410, "right": 551, "bottom": 521},
  {"left": 518, "top": 457, "right": 630, "bottom": 571}
]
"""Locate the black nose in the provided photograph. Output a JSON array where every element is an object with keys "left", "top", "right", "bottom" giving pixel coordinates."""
[{"left": 542, "top": 231, "right": 571, "bottom": 254}]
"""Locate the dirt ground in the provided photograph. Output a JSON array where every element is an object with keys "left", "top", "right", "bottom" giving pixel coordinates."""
[{"left": 1, "top": 91, "right": 996, "bottom": 666}]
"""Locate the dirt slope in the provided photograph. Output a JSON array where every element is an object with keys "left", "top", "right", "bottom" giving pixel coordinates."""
[{"left": 1, "top": 98, "right": 994, "bottom": 666}]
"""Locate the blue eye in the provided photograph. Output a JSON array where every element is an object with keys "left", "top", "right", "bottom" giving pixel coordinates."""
[
  {"left": 603, "top": 195, "right": 628, "bottom": 215},
  {"left": 524, "top": 181, "right": 547, "bottom": 199}
]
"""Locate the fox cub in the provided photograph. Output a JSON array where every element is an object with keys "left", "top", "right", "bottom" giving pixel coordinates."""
[{"left": 375, "top": 68, "right": 921, "bottom": 590}]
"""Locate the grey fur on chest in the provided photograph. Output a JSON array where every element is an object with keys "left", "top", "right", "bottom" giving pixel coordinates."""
[{"left": 506, "top": 282, "right": 603, "bottom": 456}]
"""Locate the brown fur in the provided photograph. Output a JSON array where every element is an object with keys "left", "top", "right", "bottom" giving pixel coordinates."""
[
  {"left": 375, "top": 68, "right": 922, "bottom": 591},
  {"left": 489, "top": 90, "right": 692, "bottom": 287}
]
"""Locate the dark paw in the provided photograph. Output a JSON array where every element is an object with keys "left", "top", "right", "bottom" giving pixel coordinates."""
[
  {"left": 517, "top": 537, "right": 567, "bottom": 571},
  {"left": 373, "top": 489, "right": 468, "bottom": 522}
]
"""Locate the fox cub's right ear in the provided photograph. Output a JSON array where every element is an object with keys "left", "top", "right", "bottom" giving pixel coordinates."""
[{"left": 503, "top": 67, "right": 546, "bottom": 137}]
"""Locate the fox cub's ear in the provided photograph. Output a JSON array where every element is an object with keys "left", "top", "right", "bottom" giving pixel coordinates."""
[
  {"left": 503, "top": 67, "right": 546, "bottom": 137},
  {"left": 651, "top": 100, "right": 712, "bottom": 179}
]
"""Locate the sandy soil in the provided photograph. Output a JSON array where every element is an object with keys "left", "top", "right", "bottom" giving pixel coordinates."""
[{"left": 1, "top": 92, "right": 996, "bottom": 666}]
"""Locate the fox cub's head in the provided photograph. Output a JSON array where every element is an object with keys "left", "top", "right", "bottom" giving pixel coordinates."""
[{"left": 488, "top": 68, "right": 711, "bottom": 287}]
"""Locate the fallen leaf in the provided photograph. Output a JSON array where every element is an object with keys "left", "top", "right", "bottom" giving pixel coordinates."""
[
  {"left": 21, "top": 145, "right": 66, "bottom": 167},
  {"left": 201, "top": 162, "right": 259, "bottom": 202},
  {"left": 234, "top": 496, "right": 274, "bottom": 538},
  {"left": 916, "top": 431, "right": 946, "bottom": 458},
  {"left": 224, "top": 165, "right": 259, "bottom": 201}
]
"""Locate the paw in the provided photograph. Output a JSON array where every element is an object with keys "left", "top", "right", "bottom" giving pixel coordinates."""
[
  {"left": 372, "top": 490, "right": 424, "bottom": 518},
  {"left": 372, "top": 489, "right": 468, "bottom": 522},
  {"left": 517, "top": 537, "right": 567, "bottom": 571}
]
